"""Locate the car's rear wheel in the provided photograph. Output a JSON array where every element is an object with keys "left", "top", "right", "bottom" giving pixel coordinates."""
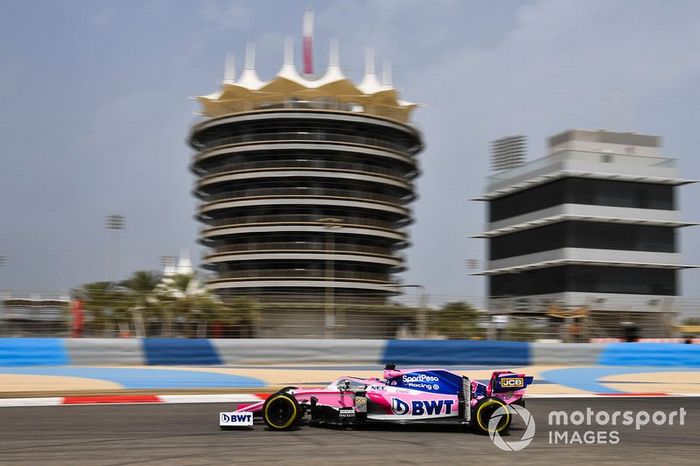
[
  {"left": 472, "top": 397, "right": 511, "bottom": 435},
  {"left": 262, "top": 393, "right": 300, "bottom": 431}
]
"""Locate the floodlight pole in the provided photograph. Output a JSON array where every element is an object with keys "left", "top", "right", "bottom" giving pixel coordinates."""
[
  {"left": 319, "top": 217, "right": 343, "bottom": 338},
  {"left": 105, "top": 215, "right": 125, "bottom": 281}
]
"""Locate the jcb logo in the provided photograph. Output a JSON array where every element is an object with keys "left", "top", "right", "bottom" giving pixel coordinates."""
[{"left": 501, "top": 378, "right": 524, "bottom": 388}]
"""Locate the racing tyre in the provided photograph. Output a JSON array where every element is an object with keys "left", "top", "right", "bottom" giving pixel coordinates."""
[
  {"left": 472, "top": 397, "right": 511, "bottom": 435},
  {"left": 262, "top": 392, "right": 300, "bottom": 431},
  {"left": 275, "top": 386, "right": 298, "bottom": 394}
]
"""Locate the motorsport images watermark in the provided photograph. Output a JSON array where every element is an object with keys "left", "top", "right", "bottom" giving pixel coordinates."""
[
  {"left": 488, "top": 406, "right": 687, "bottom": 451},
  {"left": 547, "top": 407, "right": 687, "bottom": 445},
  {"left": 489, "top": 405, "right": 536, "bottom": 451}
]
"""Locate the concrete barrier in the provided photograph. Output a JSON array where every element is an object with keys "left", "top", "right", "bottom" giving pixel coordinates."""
[
  {"left": 212, "top": 339, "right": 386, "bottom": 365},
  {"left": 531, "top": 342, "right": 606, "bottom": 365},
  {"left": 382, "top": 340, "right": 530, "bottom": 366},
  {"left": 142, "top": 339, "right": 222, "bottom": 365},
  {"left": 598, "top": 342, "right": 700, "bottom": 367},
  {"left": 66, "top": 338, "right": 144, "bottom": 366},
  {"left": 0, "top": 338, "right": 68, "bottom": 366},
  {"left": 1, "top": 338, "right": 699, "bottom": 368}
]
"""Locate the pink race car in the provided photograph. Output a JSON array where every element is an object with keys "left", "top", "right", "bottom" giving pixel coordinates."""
[{"left": 219, "top": 364, "right": 533, "bottom": 434}]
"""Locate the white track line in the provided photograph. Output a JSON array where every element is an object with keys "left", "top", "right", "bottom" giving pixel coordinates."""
[
  {"left": 0, "top": 397, "right": 63, "bottom": 407},
  {"left": 158, "top": 394, "right": 263, "bottom": 404}
]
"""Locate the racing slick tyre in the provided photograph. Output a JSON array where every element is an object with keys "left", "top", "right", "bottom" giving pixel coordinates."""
[
  {"left": 472, "top": 397, "right": 511, "bottom": 435},
  {"left": 262, "top": 392, "right": 301, "bottom": 431},
  {"left": 275, "top": 386, "right": 298, "bottom": 394}
]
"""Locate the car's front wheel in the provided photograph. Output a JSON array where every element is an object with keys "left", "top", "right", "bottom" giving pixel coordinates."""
[{"left": 262, "top": 393, "right": 300, "bottom": 431}]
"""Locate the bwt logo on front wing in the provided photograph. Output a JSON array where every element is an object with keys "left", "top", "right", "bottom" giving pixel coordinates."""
[
  {"left": 220, "top": 413, "right": 253, "bottom": 424},
  {"left": 391, "top": 398, "right": 455, "bottom": 416},
  {"left": 500, "top": 378, "right": 524, "bottom": 388}
]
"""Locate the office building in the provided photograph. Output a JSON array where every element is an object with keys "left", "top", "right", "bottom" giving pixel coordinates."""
[{"left": 477, "top": 129, "right": 696, "bottom": 336}]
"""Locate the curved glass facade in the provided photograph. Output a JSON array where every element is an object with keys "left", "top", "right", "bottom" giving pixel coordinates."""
[{"left": 189, "top": 109, "right": 422, "bottom": 301}]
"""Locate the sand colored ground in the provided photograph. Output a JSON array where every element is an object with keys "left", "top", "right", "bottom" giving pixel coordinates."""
[
  {"left": 0, "top": 374, "right": 122, "bottom": 393},
  {"left": 156, "top": 364, "right": 591, "bottom": 395},
  {"left": 600, "top": 370, "right": 700, "bottom": 395},
  {"left": 2, "top": 365, "right": 697, "bottom": 396}
]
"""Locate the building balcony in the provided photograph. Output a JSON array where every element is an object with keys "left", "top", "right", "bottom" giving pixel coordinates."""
[
  {"left": 481, "top": 150, "right": 692, "bottom": 199},
  {"left": 192, "top": 130, "right": 416, "bottom": 155},
  {"left": 201, "top": 214, "right": 409, "bottom": 230},
  {"left": 196, "top": 159, "right": 417, "bottom": 181},
  {"left": 483, "top": 248, "right": 690, "bottom": 275},
  {"left": 199, "top": 187, "right": 413, "bottom": 205},
  {"left": 194, "top": 141, "right": 418, "bottom": 169},
  {"left": 207, "top": 241, "right": 400, "bottom": 257},
  {"left": 199, "top": 223, "right": 410, "bottom": 244},
  {"left": 479, "top": 203, "right": 694, "bottom": 236},
  {"left": 214, "top": 269, "right": 396, "bottom": 283}
]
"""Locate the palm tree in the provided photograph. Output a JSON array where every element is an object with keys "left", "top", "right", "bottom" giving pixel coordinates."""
[
  {"left": 153, "top": 272, "right": 224, "bottom": 337},
  {"left": 120, "top": 270, "right": 161, "bottom": 337},
  {"left": 429, "top": 301, "right": 484, "bottom": 339},
  {"left": 72, "top": 281, "right": 123, "bottom": 336}
]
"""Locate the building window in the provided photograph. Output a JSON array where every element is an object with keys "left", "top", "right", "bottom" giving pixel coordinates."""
[
  {"left": 489, "top": 221, "right": 676, "bottom": 260},
  {"left": 489, "top": 178, "right": 675, "bottom": 222},
  {"left": 489, "top": 265, "right": 676, "bottom": 296}
]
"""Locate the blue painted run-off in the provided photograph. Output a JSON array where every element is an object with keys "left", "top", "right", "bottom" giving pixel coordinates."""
[
  {"left": 599, "top": 343, "right": 700, "bottom": 367},
  {"left": 0, "top": 366, "right": 265, "bottom": 389},
  {"left": 143, "top": 339, "right": 222, "bottom": 365},
  {"left": 539, "top": 366, "right": 700, "bottom": 394},
  {"left": 382, "top": 340, "right": 530, "bottom": 366},
  {"left": 0, "top": 338, "right": 68, "bottom": 366}
]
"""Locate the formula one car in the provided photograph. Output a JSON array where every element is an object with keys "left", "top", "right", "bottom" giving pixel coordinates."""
[{"left": 219, "top": 364, "right": 533, "bottom": 434}]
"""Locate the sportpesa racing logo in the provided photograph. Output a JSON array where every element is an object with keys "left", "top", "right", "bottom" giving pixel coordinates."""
[
  {"left": 402, "top": 374, "right": 440, "bottom": 383},
  {"left": 397, "top": 374, "right": 442, "bottom": 391}
]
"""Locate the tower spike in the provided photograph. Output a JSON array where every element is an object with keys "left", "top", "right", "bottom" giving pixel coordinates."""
[
  {"left": 316, "top": 38, "right": 345, "bottom": 86},
  {"left": 364, "top": 47, "right": 375, "bottom": 75},
  {"left": 224, "top": 54, "right": 236, "bottom": 84},
  {"left": 238, "top": 42, "right": 265, "bottom": 90},
  {"left": 329, "top": 38, "right": 339, "bottom": 67},
  {"left": 382, "top": 59, "right": 392, "bottom": 87},
  {"left": 277, "top": 37, "right": 304, "bottom": 83},
  {"left": 359, "top": 47, "right": 382, "bottom": 94},
  {"left": 245, "top": 42, "right": 255, "bottom": 69},
  {"left": 284, "top": 37, "right": 294, "bottom": 65}
]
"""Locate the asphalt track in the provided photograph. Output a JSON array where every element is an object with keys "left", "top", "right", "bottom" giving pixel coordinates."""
[{"left": 0, "top": 398, "right": 697, "bottom": 465}]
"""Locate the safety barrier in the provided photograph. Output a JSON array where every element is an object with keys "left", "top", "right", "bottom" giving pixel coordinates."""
[
  {"left": 598, "top": 343, "right": 700, "bottom": 367},
  {"left": 382, "top": 340, "right": 530, "bottom": 366},
  {"left": 0, "top": 338, "right": 698, "bottom": 367},
  {"left": 0, "top": 338, "right": 68, "bottom": 366},
  {"left": 531, "top": 343, "right": 606, "bottom": 365},
  {"left": 212, "top": 339, "right": 385, "bottom": 365}
]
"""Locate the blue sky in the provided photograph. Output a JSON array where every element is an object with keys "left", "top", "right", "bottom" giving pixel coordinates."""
[{"left": 1, "top": 0, "right": 699, "bottom": 304}]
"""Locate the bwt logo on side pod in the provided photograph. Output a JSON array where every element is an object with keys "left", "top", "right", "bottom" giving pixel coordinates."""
[{"left": 391, "top": 398, "right": 455, "bottom": 416}]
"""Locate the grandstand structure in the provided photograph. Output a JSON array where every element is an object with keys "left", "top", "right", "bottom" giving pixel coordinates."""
[{"left": 189, "top": 37, "right": 423, "bottom": 317}]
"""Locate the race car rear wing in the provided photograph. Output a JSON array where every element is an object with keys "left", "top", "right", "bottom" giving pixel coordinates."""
[{"left": 489, "top": 371, "right": 534, "bottom": 393}]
